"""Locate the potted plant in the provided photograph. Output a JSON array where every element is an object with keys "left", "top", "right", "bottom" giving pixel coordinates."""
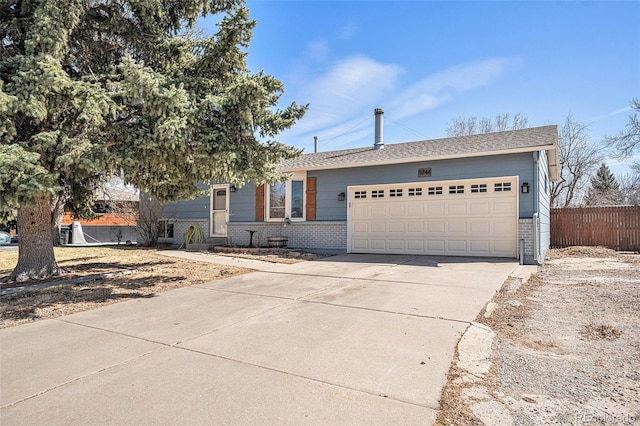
[{"left": 267, "top": 217, "right": 290, "bottom": 248}]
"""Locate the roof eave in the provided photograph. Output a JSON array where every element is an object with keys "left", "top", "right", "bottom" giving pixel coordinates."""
[
  {"left": 547, "top": 134, "right": 560, "bottom": 182},
  {"left": 279, "top": 144, "right": 559, "bottom": 173}
]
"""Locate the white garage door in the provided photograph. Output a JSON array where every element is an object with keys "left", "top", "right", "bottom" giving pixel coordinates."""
[{"left": 348, "top": 177, "right": 518, "bottom": 258}]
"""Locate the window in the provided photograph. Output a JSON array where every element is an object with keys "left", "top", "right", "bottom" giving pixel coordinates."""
[
  {"left": 93, "top": 203, "right": 116, "bottom": 213},
  {"left": 266, "top": 178, "right": 305, "bottom": 221},
  {"left": 158, "top": 220, "right": 174, "bottom": 238},
  {"left": 371, "top": 189, "right": 384, "bottom": 198},
  {"left": 213, "top": 189, "right": 227, "bottom": 210},
  {"left": 389, "top": 189, "right": 403, "bottom": 197},
  {"left": 494, "top": 182, "right": 512, "bottom": 192},
  {"left": 408, "top": 187, "right": 423, "bottom": 196},
  {"left": 269, "top": 182, "right": 286, "bottom": 218},
  {"left": 471, "top": 184, "right": 487, "bottom": 193},
  {"left": 428, "top": 186, "right": 443, "bottom": 195},
  {"left": 291, "top": 181, "right": 304, "bottom": 218},
  {"left": 354, "top": 191, "right": 367, "bottom": 199},
  {"left": 449, "top": 185, "right": 464, "bottom": 194}
]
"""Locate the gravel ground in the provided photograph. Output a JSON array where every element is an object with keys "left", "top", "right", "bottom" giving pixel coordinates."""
[{"left": 437, "top": 247, "right": 640, "bottom": 425}]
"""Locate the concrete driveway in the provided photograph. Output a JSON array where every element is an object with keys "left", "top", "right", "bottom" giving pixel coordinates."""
[{"left": 1, "top": 253, "right": 518, "bottom": 425}]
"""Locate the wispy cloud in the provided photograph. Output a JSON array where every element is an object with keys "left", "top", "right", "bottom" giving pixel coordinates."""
[
  {"left": 338, "top": 21, "right": 357, "bottom": 40},
  {"left": 280, "top": 54, "right": 402, "bottom": 146},
  {"left": 305, "top": 39, "right": 330, "bottom": 62},
  {"left": 588, "top": 106, "right": 633, "bottom": 122},
  {"left": 390, "top": 57, "right": 518, "bottom": 120},
  {"left": 280, "top": 53, "right": 518, "bottom": 151}
]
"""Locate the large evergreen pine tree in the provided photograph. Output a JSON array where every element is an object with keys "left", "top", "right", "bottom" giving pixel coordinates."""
[
  {"left": 584, "top": 164, "right": 624, "bottom": 206},
  {"left": 0, "top": 0, "right": 307, "bottom": 281}
]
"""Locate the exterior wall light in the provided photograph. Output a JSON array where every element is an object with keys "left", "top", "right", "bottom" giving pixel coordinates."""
[
  {"left": 521, "top": 182, "right": 529, "bottom": 194},
  {"left": 338, "top": 192, "right": 346, "bottom": 201},
  {"left": 229, "top": 184, "right": 236, "bottom": 192}
]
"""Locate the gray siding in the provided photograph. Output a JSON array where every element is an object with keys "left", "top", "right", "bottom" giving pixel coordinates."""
[
  {"left": 159, "top": 182, "right": 212, "bottom": 220},
  {"left": 226, "top": 153, "right": 537, "bottom": 222},
  {"left": 537, "top": 150, "right": 551, "bottom": 262},
  {"left": 229, "top": 183, "right": 257, "bottom": 222},
  {"left": 309, "top": 152, "right": 536, "bottom": 221},
  {"left": 161, "top": 196, "right": 210, "bottom": 220}
]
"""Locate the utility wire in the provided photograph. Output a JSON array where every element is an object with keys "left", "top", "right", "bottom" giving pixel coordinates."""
[
  {"left": 385, "top": 115, "right": 431, "bottom": 141},
  {"left": 316, "top": 112, "right": 431, "bottom": 150},
  {"left": 319, "top": 113, "right": 374, "bottom": 149}
]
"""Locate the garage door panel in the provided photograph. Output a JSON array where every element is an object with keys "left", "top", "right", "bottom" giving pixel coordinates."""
[
  {"left": 427, "top": 240, "right": 445, "bottom": 251},
  {"left": 407, "top": 240, "right": 425, "bottom": 251},
  {"left": 427, "top": 221, "right": 445, "bottom": 233},
  {"left": 352, "top": 239, "right": 369, "bottom": 250},
  {"left": 493, "top": 201, "right": 516, "bottom": 214},
  {"left": 350, "top": 178, "right": 517, "bottom": 258},
  {"left": 370, "top": 222, "right": 385, "bottom": 233},
  {"left": 493, "top": 240, "right": 516, "bottom": 255},
  {"left": 407, "top": 205, "right": 425, "bottom": 216},
  {"left": 370, "top": 240, "right": 386, "bottom": 250},
  {"left": 469, "top": 202, "right": 490, "bottom": 215},
  {"left": 447, "top": 240, "right": 468, "bottom": 252},
  {"left": 388, "top": 239, "right": 405, "bottom": 250},
  {"left": 388, "top": 222, "right": 405, "bottom": 233},
  {"left": 493, "top": 220, "right": 517, "bottom": 233},
  {"left": 370, "top": 206, "right": 386, "bottom": 217},
  {"left": 447, "top": 202, "right": 466, "bottom": 215},
  {"left": 470, "top": 240, "right": 491, "bottom": 253},
  {"left": 447, "top": 221, "right": 466, "bottom": 233},
  {"left": 353, "top": 222, "right": 369, "bottom": 233},
  {"left": 427, "top": 203, "right": 445, "bottom": 215},
  {"left": 388, "top": 205, "right": 405, "bottom": 216},
  {"left": 407, "top": 222, "right": 424, "bottom": 233},
  {"left": 469, "top": 221, "right": 491, "bottom": 234},
  {"left": 353, "top": 206, "right": 369, "bottom": 219}
]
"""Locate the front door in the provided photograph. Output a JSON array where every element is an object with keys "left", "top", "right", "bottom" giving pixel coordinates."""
[{"left": 210, "top": 185, "right": 229, "bottom": 237}]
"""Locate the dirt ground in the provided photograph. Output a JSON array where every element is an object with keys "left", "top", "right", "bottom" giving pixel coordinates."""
[
  {"left": 0, "top": 246, "right": 324, "bottom": 329},
  {"left": 437, "top": 247, "right": 640, "bottom": 425}
]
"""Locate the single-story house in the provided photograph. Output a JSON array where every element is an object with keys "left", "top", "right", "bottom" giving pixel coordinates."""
[
  {"left": 62, "top": 186, "right": 139, "bottom": 244},
  {"left": 158, "top": 110, "right": 558, "bottom": 264}
]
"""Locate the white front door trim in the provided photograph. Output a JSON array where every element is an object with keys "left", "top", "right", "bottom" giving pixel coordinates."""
[{"left": 210, "top": 184, "right": 230, "bottom": 237}]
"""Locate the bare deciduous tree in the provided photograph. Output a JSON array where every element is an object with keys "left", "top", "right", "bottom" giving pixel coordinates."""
[
  {"left": 618, "top": 163, "right": 640, "bottom": 206},
  {"left": 606, "top": 98, "right": 640, "bottom": 158},
  {"left": 445, "top": 113, "right": 529, "bottom": 137},
  {"left": 551, "top": 115, "right": 604, "bottom": 207},
  {"left": 136, "top": 195, "right": 164, "bottom": 247}
]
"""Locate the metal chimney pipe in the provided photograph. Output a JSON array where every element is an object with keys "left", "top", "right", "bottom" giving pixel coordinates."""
[
  {"left": 314, "top": 136, "right": 319, "bottom": 153},
  {"left": 374, "top": 108, "right": 384, "bottom": 150}
]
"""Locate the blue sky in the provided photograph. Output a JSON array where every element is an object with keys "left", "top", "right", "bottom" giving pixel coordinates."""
[{"left": 202, "top": 1, "right": 640, "bottom": 175}]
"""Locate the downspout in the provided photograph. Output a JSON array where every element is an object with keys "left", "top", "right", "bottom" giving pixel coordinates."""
[{"left": 532, "top": 152, "right": 541, "bottom": 264}]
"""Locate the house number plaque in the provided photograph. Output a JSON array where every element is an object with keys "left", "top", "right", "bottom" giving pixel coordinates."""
[{"left": 418, "top": 167, "right": 432, "bottom": 177}]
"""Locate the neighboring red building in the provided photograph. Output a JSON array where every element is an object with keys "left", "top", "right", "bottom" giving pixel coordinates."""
[{"left": 62, "top": 187, "right": 139, "bottom": 243}]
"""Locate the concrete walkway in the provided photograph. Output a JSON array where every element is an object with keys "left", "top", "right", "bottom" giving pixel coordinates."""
[{"left": 1, "top": 253, "right": 519, "bottom": 425}]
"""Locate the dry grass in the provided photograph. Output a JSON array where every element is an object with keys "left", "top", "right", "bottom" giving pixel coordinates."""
[{"left": 0, "top": 247, "right": 251, "bottom": 328}]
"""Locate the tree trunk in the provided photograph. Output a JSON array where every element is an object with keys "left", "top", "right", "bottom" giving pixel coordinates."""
[{"left": 10, "top": 195, "right": 63, "bottom": 282}]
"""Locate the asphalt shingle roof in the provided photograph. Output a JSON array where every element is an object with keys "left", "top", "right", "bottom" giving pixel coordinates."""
[{"left": 279, "top": 125, "right": 558, "bottom": 171}]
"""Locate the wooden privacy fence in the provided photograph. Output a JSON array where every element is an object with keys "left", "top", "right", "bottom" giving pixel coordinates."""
[{"left": 551, "top": 206, "right": 640, "bottom": 251}]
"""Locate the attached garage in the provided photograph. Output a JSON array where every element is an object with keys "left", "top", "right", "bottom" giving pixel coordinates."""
[
  {"left": 348, "top": 177, "right": 519, "bottom": 258},
  {"left": 165, "top": 114, "right": 558, "bottom": 265}
]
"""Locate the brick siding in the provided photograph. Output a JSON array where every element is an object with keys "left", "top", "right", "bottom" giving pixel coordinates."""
[
  {"left": 228, "top": 221, "right": 347, "bottom": 251},
  {"left": 518, "top": 218, "right": 535, "bottom": 264}
]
